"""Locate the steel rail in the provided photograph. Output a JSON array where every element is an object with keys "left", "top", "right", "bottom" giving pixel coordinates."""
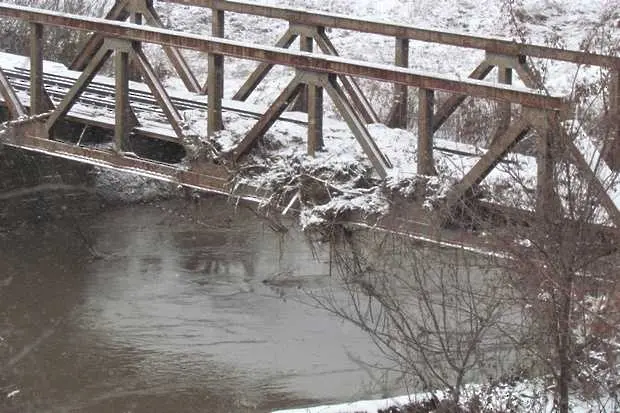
[
  {"left": 0, "top": 66, "right": 506, "bottom": 161},
  {"left": 0, "top": 3, "right": 569, "bottom": 112},
  {"left": 161, "top": 0, "right": 620, "bottom": 69},
  {"left": 2, "top": 67, "right": 308, "bottom": 125}
]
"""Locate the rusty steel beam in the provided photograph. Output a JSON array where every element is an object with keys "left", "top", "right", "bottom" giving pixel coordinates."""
[
  {"left": 45, "top": 46, "right": 112, "bottom": 135},
  {"left": 160, "top": 0, "right": 620, "bottom": 69},
  {"left": 290, "top": 35, "right": 312, "bottom": 113},
  {"left": 0, "top": 67, "right": 27, "bottom": 118},
  {"left": 0, "top": 4, "right": 569, "bottom": 112},
  {"left": 568, "top": 141, "right": 620, "bottom": 228},
  {"left": 115, "top": 48, "right": 139, "bottom": 151},
  {"left": 307, "top": 82, "right": 323, "bottom": 156}
]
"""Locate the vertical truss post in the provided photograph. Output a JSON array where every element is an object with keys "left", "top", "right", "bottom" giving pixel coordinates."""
[
  {"left": 524, "top": 108, "right": 563, "bottom": 218},
  {"left": 114, "top": 47, "right": 137, "bottom": 152},
  {"left": 30, "top": 23, "right": 51, "bottom": 116},
  {"left": 605, "top": 70, "right": 620, "bottom": 170},
  {"left": 208, "top": 8, "right": 225, "bottom": 135},
  {"left": 536, "top": 126, "right": 557, "bottom": 218},
  {"left": 307, "top": 81, "right": 324, "bottom": 156},
  {"left": 495, "top": 65, "right": 513, "bottom": 134},
  {"left": 291, "top": 35, "right": 313, "bottom": 112},
  {"left": 387, "top": 38, "right": 409, "bottom": 128},
  {"left": 128, "top": 1, "right": 143, "bottom": 81},
  {"left": 418, "top": 88, "right": 436, "bottom": 175}
]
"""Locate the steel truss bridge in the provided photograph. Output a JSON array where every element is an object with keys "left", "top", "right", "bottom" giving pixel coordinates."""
[{"left": 0, "top": 0, "right": 618, "bottom": 242}]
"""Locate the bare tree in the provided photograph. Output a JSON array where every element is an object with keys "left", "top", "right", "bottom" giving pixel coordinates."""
[{"left": 311, "top": 227, "right": 524, "bottom": 409}]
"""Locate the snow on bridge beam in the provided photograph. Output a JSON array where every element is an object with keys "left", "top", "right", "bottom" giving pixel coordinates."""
[
  {"left": 159, "top": 0, "right": 620, "bottom": 70},
  {"left": 0, "top": 3, "right": 570, "bottom": 113}
]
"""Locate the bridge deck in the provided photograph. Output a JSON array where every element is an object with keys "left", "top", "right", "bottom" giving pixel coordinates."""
[{"left": 0, "top": 52, "right": 307, "bottom": 143}]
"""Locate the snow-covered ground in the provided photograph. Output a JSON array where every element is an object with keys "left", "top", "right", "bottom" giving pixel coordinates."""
[
  {"left": 1, "top": 0, "right": 618, "bottom": 411},
  {"left": 149, "top": 0, "right": 620, "bottom": 226}
]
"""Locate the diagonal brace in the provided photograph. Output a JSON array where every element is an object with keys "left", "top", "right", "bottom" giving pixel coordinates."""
[
  {"left": 233, "top": 75, "right": 305, "bottom": 160},
  {"left": 46, "top": 46, "right": 113, "bottom": 135},
  {"left": 322, "top": 73, "right": 391, "bottom": 178},
  {"left": 69, "top": 0, "right": 130, "bottom": 70},
  {"left": 432, "top": 60, "right": 494, "bottom": 133},
  {"left": 232, "top": 28, "right": 298, "bottom": 101},
  {"left": 0, "top": 67, "right": 26, "bottom": 118},
  {"left": 141, "top": 2, "right": 201, "bottom": 93},
  {"left": 447, "top": 118, "right": 531, "bottom": 206},
  {"left": 131, "top": 42, "right": 185, "bottom": 138},
  {"left": 567, "top": 140, "right": 620, "bottom": 228},
  {"left": 314, "top": 30, "right": 379, "bottom": 124}
]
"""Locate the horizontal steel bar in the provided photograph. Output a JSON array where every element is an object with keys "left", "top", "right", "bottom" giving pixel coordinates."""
[
  {"left": 160, "top": 0, "right": 620, "bottom": 69},
  {"left": 0, "top": 4, "right": 568, "bottom": 111}
]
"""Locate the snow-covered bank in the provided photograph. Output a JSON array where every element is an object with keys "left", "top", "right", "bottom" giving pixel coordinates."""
[{"left": 272, "top": 379, "right": 619, "bottom": 413}]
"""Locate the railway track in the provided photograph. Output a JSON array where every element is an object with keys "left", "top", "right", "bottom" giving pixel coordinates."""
[{"left": 0, "top": 66, "right": 515, "bottom": 163}]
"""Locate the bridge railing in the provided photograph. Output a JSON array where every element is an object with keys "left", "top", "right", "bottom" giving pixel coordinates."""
[
  {"left": 154, "top": 0, "right": 619, "bottom": 164},
  {"left": 0, "top": 3, "right": 617, "bottom": 226}
]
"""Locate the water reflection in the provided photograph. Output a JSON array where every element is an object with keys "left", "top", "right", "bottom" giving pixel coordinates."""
[{"left": 0, "top": 195, "right": 391, "bottom": 413}]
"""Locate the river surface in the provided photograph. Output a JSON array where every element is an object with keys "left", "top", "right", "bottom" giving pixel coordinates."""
[{"left": 0, "top": 194, "right": 396, "bottom": 413}]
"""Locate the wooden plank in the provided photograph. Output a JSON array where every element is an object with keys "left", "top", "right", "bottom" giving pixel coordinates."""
[
  {"left": 132, "top": 43, "right": 184, "bottom": 137},
  {"left": 417, "top": 88, "right": 435, "bottom": 175},
  {"left": 0, "top": 4, "right": 569, "bottom": 111},
  {"left": 0, "top": 67, "right": 26, "bottom": 118},
  {"left": 232, "top": 28, "right": 297, "bottom": 101},
  {"left": 233, "top": 78, "right": 304, "bottom": 160},
  {"left": 314, "top": 30, "right": 379, "bottom": 124},
  {"left": 448, "top": 119, "right": 531, "bottom": 204},
  {"left": 208, "top": 8, "right": 224, "bottom": 135},
  {"left": 45, "top": 46, "right": 112, "bottom": 135},
  {"left": 432, "top": 61, "right": 494, "bottom": 133},
  {"left": 69, "top": 0, "right": 130, "bottom": 70},
  {"left": 161, "top": 0, "right": 620, "bottom": 69},
  {"left": 324, "top": 74, "right": 391, "bottom": 178},
  {"left": 387, "top": 37, "right": 409, "bottom": 128}
]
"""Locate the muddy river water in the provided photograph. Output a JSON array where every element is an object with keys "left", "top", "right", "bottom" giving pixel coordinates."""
[{"left": 1, "top": 194, "right": 400, "bottom": 412}]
